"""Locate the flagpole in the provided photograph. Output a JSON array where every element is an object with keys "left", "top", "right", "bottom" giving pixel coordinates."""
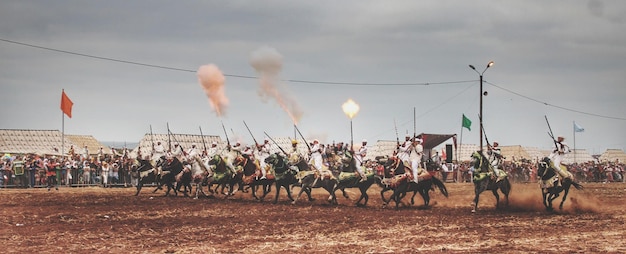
[
  {"left": 573, "top": 121, "right": 576, "bottom": 164},
  {"left": 61, "top": 89, "right": 65, "bottom": 157},
  {"left": 458, "top": 116, "right": 463, "bottom": 183}
]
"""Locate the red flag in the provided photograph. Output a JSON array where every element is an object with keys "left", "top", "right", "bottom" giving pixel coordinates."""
[{"left": 60, "top": 90, "right": 73, "bottom": 118}]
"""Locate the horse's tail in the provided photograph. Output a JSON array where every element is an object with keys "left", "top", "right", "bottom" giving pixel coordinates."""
[
  {"left": 431, "top": 177, "right": 449, "bottom": 198},
  {"left": 572, "top": 181, "right": 584, "bottom": 190}
]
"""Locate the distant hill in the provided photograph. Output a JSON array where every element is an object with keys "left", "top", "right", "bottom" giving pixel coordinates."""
[{"left": 100, "top": 141, "right": 139, "bottom": 149}]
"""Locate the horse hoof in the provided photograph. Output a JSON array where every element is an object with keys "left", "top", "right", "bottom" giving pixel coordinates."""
[{"left": 471, "top": 209, "right": 476, "bottom": 213}]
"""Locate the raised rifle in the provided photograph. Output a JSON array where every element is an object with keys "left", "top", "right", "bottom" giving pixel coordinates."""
[
  {"left": 166, "top": 122, "right": 172, "bottom": 152},
  {"left": 221, "top": 121, "right": 231, "bottom": 151},
  {"left": 294, "top": 124, "right": 311, "bottom": 153},
  {"left": 394, "top": 118, "right": 400, "bottom": 147},
  {"left": 149, "top": 125, "right": 155, "bottom": 155},
  {"left": 264, "top": 131, "right": 288, "bottom": 155},
  {"left": 243, "top": 120, "right": 259, "bottom": 149},
  {"left": 544, "top": 115, "right": 558, "bottom": 150},
  {"left": 199, "top": 126, "right": 208, "bottom": 154}
]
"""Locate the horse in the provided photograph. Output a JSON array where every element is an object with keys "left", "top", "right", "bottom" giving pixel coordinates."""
[
  {"left": 133, "top": 158, "right": 159, "bottom": 196},
  {"left": 264, "top": 153, "right": 303, "bottom": 204},
  {"left": 232, "top": 154, "right": 274, "bottom": 201},
  {"left": 377, "top": 156, "right": 448, "bottom": 210},
  {"left": 184, "top": 156, "right": 210, "bottom": 199},
  {"left": 330, "top": 152, "right": 376, "bottom": 207},
  {"left": 153, "top": 156, "right": 185, "bottom": 197},
  {"left": 537, "top": 157, "right": 584, "bottom": 211},
  {"left": 205, "top": 154, "right": 237, "bottom": 198},
  {"left": 470, "top": 151, "right": 511, "bottom": 213},
  {"left": 290, "top": 153, "right": 337, "bottom": 205}
]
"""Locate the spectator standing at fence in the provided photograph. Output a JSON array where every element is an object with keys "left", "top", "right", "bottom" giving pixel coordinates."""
[
  {"left": 101, "top": 161, "right": 110, "bottom": 187},
  {"left": 30, "top": 155, "right": 41, "bottom": 187},
  {"left": 46, "top": 157, "right": 59, "bottom": 191}
]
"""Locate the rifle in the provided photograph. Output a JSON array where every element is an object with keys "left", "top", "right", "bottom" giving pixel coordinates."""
[
  {"left": 221, "top": 121, "right": 231, "bottom": 151},
  {"left": 478, "top": 114, "right": 491, "bottom": 147},
  {"left": 166, "top": 122, "right": 172, "bottom": 152},
  {"left": 294, "top": 124, "right": 311, "bottom": 153},
  {"left": 264, "top": 131, "right": 288, "bottom": 155},
  {"left": 243, "top": 120, "right": 259, "bottom": 149},
  {"left": 393, "top": 118, "right": 400, "bottom": 146},
  {"left": 149, "top": 125, "right": 155, "bottom": 155},
  {"left": 544, "top": 115, "right": 558, "bottom": 150},
  {"left": 167, "top": 126, "right": 187, "bottom": 156},
  {"left": 199, "top": 126, "right": 208, "bottom": 154}
]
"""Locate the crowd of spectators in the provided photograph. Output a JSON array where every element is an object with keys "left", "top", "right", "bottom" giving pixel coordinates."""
[{"left": 0, "top": 145, "right": 138, "bottom": 189}]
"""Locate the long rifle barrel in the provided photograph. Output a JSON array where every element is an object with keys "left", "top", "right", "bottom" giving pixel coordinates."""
[
  {"left": 243, "top": 120, "right": 259, "bottom": 146},
  {"left": 544, "top": 115, "right": 558, "bottom": 149},
  {"left": 149, "top": 125, "right": 155, "bottom": 153},
  {"left": 294, "top": 124, "right": 311, "bottom": 152},
  {"left": 199, "top": 126, "right": 208, "bottom": 153},
  {"left": 221, "top": 121, "right": 231, "bottom": 150},
  {"left": 264, "top": 131, "right": 288, "bottom": 155}
]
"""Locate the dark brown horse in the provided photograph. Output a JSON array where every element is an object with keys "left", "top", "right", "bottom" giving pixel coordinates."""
[
  {"left": 331, "top": 151, "right": 377, "bottom": 207},
  {"left": 289, "top": 153, "right": 337, "bottom": 205},
  {"left": 470, "top": 151, "right": 511, "bottom": 213},
  {"left": 232, "top": 154, "right": 274, "bottom": 201},
  {"left": 377, "top": 156, "right": 448, "bottom": 210},
  {"left": 264, "top": 153, "right": 304, "bottom": 204},
  {"left": 537, "top": 157, "right": 584, "bottom": 211}
]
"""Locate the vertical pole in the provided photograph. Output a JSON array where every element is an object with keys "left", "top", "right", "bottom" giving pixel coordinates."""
[
  {"left": 350, "top": 119, "right": 354, "bottom": 151},
  {"left": 479, "top": 74, "right": 484, "bottom": 152},
  {"left": 62, "top": 108, "right": 65, "bottom": 157},
  {"left": 573, "top": 121, "right": 577, "bottom": 164}
]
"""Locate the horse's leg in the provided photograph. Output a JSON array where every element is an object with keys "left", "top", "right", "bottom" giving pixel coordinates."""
[
  {"left": 273, "top": 182, "right": 282, "bottom": 204},
  {"left": 472, "top": 183, "right": 485, "bottom": 213},
  {"left": 559, "top": 183, "right": 571, "bottom": 210},
  {"left": 420, "top": 189, "right": 429, "bottom": 207},
  {"left": 135, "top": 180, "right": 143, "bottom": 196},
  {"left": 491, "top": 188, "right": 501, "bottom": 209},
  {"left": 292, "top": 185, "right": 307, "bottom": 205},
  {"left": 380, "top": 188, "right": 391, "bottom": 207}
]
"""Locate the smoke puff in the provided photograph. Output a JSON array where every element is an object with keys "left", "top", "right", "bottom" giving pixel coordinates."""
[
  {"left": 250, "top": 46, "right": 303, "bottom": 123},
  {"left": 197, "top": 64, "right": 229, "bottom": 117}
]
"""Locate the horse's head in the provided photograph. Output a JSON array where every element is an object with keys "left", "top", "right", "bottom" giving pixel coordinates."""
[
  {"left": 265, "top": 153, "right": 282, "bottom": 166},
  {"left": 537, "top": 157, "right": 553, "bottom": 178},
  {"left": 208, "top": 154, "right": 222, "bottom": 166},
  {"left": 470, "top": 151, "right": 485, "bottom": 170}
]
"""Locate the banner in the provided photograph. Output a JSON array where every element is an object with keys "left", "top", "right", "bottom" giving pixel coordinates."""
[
  {"left": 574, "top": 122, "right": 585, "bottom": 133},
  {"left": 462, "top": 114, "right": 472, "bottom": 131},
  {"left": 61, "top": 90, "right": 74, "bottom": 118}
]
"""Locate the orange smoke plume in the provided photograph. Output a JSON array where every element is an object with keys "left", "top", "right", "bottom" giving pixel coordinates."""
[
  {"left": 250, "top": 46, "right": 303, "bottom": 124},
  {"left": 197, "top": 64, "right": 229, "bottom": 117}
]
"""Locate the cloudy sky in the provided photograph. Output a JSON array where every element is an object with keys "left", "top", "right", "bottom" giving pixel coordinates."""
[{"left": 1, "top": 0, "right": 625, "bottom": 154}]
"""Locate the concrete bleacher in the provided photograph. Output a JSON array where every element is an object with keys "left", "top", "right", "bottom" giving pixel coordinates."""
[
  {"left": 598, "top": 149, "right": 626, "bottom": 163},
  {"left": 0, "top": 129, "right": 73, "bottom": 155}
]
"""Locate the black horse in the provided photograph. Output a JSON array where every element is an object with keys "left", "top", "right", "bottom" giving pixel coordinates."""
[
  {"left": 290, "top": 154, "right": 337, "bottom": 205},
  {"left": 330, "top": 152, "right": 377, "bottom": 207},
  {"left": 264, "top": 153, "right": 306, "bottom": 204},
  {"left": 470, "top": 151, "right": 511, "bottom": 213},
  {"left": 154, "top": 156, "right": 185, "bottom": 197},
  {"left": 377, "top": 156, "right": 448, "bottom": 210},
  {"left": 134, "top": 157, "right": 159, "bottom": 196},
  {"left": 538, "top": 157, "right": 584, "bottom": 211}
]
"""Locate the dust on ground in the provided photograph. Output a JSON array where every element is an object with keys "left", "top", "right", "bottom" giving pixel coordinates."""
[{"left": 1, "top": 182, "right": 625, "bottom": 253}]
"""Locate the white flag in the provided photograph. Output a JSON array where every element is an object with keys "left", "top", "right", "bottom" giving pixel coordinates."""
[{"left": 574, "top": 122, "right": 585, "bottom": 132}]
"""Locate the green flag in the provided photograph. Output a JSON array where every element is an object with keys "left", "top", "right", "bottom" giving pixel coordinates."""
[{"left": 462, "top": 114, "right": 472, "bottom": 131}]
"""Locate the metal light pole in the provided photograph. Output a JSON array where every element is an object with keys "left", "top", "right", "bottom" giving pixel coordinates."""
[{"left": 469, "top": 61, "right": 494, "bottom": 152}]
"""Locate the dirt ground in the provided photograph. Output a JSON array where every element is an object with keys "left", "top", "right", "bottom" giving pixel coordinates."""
[{"left": 1, "top": 181, "right": 625, "bottom": 253}]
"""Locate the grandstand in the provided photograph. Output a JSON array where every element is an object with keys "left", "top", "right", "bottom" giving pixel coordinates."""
[
  {"left": 65, "top": 135, "right": 111, "bottom": 155},
  {"left": 0, "top": 129, "right": 73, "bottom": 155},
  {"left": 598, "top": 149, "right": 626, "bottom": 163}
]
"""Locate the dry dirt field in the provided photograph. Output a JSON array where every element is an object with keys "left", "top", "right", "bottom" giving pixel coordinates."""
[{"left": 1, "top": 182, "right": 625, "bottom": 253}]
